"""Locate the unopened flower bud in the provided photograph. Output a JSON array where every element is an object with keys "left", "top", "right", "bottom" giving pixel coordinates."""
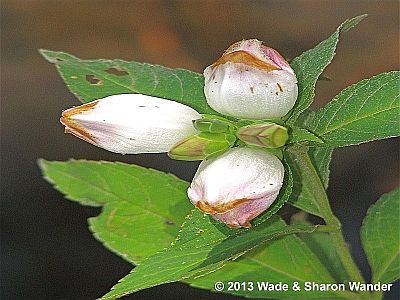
[
  {"left": 60, "top": 94, "right": 201, "bottom": 154},
  {"left": 236, "top": 123, "right": 288, "bottom": 148},
  {"left": 188, "top": 147, "right": 284, "bottom": 228},
  {"left": 204, "top": 39, "right": 298, "bottom": 119},
  {"left": 168, "top": 132, "right": 236, "bottom": 161}
]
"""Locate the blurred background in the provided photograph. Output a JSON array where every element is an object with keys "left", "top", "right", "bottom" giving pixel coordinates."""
[{"left": 1, "top": 0, "right": 399, "bottom": 299}]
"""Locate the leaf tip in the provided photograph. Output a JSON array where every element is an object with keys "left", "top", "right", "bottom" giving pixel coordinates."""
[
  {"left": 340, "top": 14, "right": 368, "bottom": 33},
  {"left": 37, "top": 158, "right": 49, "bottom": 172},
  {"left": 38, "top": 49, "right": 54, "bottom": 62}
]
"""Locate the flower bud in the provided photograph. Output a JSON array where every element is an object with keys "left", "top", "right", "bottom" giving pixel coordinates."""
[
  {"left": 204, "top": 39, "right": 298, "bottom": 119},
  {"left": 60, "top": 94, "right": 201, "bottom": 154},
  {"left": 236, "top": 122, "right": 288, "bottom": 148},
  {"left": 168, "top": 132, "right": 236, "bottom": 161},
  {"left": 188, "top": 147, "right": 284, "bottom": 228}
]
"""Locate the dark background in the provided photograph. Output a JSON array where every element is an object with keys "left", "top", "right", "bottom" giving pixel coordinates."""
[{"left": 1, "top": 1, "right": 399, "bottom": 299}]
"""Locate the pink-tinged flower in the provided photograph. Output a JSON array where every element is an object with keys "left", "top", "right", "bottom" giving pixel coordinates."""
[
  {"left": 187, "top": 147, "right": 284, "bottom": 228},
  {"left": 204, "top": 39, "right": 298, "bottom": 119},
  {"left": 60, "top": 94, "right": 201, "bottom": 154}
]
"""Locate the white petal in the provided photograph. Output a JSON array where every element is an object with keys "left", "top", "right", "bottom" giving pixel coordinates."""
[
  {"left": 204, "top": 63, "right": 298, "bottom": 119},
  {"left": 61, "top": 94, "right": 201, "bottom": 154},
  {"left": 188, "top": 147, "right": 284, "bottom": 207}
]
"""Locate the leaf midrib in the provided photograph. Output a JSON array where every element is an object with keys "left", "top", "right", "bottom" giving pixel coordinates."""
[
  {"left": 319, "top": 104, "right": 399, "bottom": 136},
  {"left": 374, "top": 252, "right": 400, "bottom": 282},
  {"left": 49, "top": 167, "right": 175, "bottom": 222}
]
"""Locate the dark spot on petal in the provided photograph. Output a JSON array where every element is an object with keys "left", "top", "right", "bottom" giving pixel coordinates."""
[
  {"left": 250, "top": 86, "right": 254, "bottom": 93},
  {"left": 276, "top": 92, "right": 279, "bottom": 95},
  {"left": 139, "top": 105, "right": 145, "bottom": 108},
  {"left": 105, "top": 67, "right": 129, "bottom": 76},
  {"left": 277, "top": 82, "right": 283, "bottom": 92},
  {"left": 269, "top": 183, "right": 273, "bottom": 185},
  {"left": 85, "top": 74, "right": 104, "bottom": 85},
  {"left": 129, "top": 138, "right": 136, "bottom": 141},
  {"left": 155, "top": 105, "right": 160, "bottom": 108}
]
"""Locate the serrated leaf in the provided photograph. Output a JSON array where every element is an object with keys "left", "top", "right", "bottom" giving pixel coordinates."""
[
  {"left": 101, "top": 161, "right": 294, "bottom": 298},
  {"left": 286, "top": 145, "right": 333, "bottom": 218},
  {"left": 39, "top": 49, "right": 218, "bottom": 114},
  {"left": 287, "top": 15, "right": 367, "bottom": 123},
  {"left": 361, "top": 188, "right": 400, "bottom": 283},
  {"left": 308, "top": 71, "right": 400, "bottom": 147},
  {"left": 190, "top": 219, "right": 354, "bottom": 299},
  {"left": 102, "top": 211, "right": 334, "bottom": 299},
  {"left": 38, "top": 159, "right": 192, "bottom": 263}
]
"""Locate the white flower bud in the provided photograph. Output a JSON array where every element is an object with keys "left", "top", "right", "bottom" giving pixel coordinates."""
[
  {"left": 60, "top": 94, "right": 201, "bottom": 154},
  {"left": 204, "top": 39, "right": 298, "bottom": 119},
  {"left": 188, "top": 147, "right": 284, "bottom": 228}
]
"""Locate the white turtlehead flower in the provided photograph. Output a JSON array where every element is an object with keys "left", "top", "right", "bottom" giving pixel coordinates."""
[
  {"left": 60, "top": 94, "right": 201, "bottom": 154},
  {"left": 204, "top": 39, "right": 298, "bottom": 119},
  {"left": 188, "top": 147, "right": 284, "bottom": 228}
]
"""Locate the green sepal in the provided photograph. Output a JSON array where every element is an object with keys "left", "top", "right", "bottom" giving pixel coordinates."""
[
  {"left": 194, "top": 114, "right": 237, "bottom": 134},
  {"left": 193, "top": 119, "right": 229, "bottom": 134},
  {"left": 168, "top": 132, "right": 236, "bottom": 161},
  {"left": 264, "top": 147, "right": 284, "bottom": 160},
  {"left": 236, "top": 123, "right": 289, "bottom": 148}
]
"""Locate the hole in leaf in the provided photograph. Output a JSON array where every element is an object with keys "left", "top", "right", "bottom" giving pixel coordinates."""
[
  {"left": 85, "top": 74, "right": 104, "bottom": 85},
  {"left": 105, "top": 67, "right": 129, "bottom": 76}
]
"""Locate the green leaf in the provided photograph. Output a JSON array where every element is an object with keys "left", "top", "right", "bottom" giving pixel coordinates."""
[
  {"left": 299, "top": 231, "right": 350, "bottom": 284},
  {"left": 101, "top": 160, "right": 294, "bottom": 298},
  {"left": 286, "top": 145, "right": 333, "bottom": 217},
  {"left": 288, "top": 127, "right": 324, "bottom": 144},
  {"left": 361, "top": 188, "right": 400, "bottom": 283},
  {"left": 308, "top": 71, "right": 400, "bottom": 147},
  {"left": 291, "top": 213, "right": 349, "bottom": 283},
  {"left": 287, "top": 14, "right": 367, "bottom": 123},
  {"left": 39, "top": 49, "right": 218, "bottom": 114},
  {"left": 38, "top": 159, "right": 193, "bottom": 263},
  {"left": 190, "top": 218, "right": 355, "bottom": 299},
  {"left": 102, "top": 211, "right": 334, "bottom": 299}
]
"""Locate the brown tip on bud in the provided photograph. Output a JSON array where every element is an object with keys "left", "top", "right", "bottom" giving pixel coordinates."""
[
  {"left": 60, "top": 117, "right": 97, "bottom": 145},
  {"left": 61, "top": 100, "right": 99, "bottom": 118},
  {"left": 195, "top": 198, "right": 250, "bottom": 214},
  {"left": 211, "top": 51, "right": 280, "bottom": 72},
  {"left": 242, "top": 221, "right": 252, "bottom": 228}
]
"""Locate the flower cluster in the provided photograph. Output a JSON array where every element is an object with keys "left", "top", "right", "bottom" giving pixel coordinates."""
[{"left": 60, "top": 39, "right": 298, "bottom": 228}]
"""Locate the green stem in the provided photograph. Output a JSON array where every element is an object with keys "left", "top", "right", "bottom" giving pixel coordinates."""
[{"left": 288, "top": 145, "right": 367, "bottom": 290}]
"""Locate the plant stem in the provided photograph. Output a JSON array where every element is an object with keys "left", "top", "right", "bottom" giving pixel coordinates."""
[{"left": 288, "top": 145, "right": 366, "bottom": 285}]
